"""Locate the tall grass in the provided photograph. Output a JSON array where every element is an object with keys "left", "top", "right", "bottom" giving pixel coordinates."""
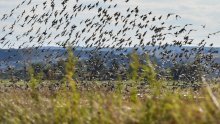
[{"left": 0, "top": 50, "right": 219, "bottom": 124}]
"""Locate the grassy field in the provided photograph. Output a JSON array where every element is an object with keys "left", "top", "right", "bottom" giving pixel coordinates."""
[
  {"left": 0, "top": 50, "right": 219, "bottom": 124},
  {"left": 0, "top": 78, "right": 220, "bottom": 124}
]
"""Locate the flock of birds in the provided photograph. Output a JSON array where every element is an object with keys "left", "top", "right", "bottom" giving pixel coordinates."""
[{"left": 0, "top": 0, "right": 219, "bottom": 81}]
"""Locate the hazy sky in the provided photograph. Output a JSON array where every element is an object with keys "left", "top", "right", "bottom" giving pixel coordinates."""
[{"left": 0, "top": 0, "right": 220, "bottom": 48}]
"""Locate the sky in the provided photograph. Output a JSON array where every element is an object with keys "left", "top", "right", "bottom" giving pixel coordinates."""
[{"left": 0, "top": 0, "right": 220, "bottom": 48}]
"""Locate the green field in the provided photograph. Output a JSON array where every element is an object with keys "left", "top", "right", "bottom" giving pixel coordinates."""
[{"left": 0, "top": 78, "right": 219, "bottom": 124}]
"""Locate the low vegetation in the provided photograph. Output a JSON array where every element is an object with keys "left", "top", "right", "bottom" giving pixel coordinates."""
[{"left": 0, "top": 48, "right": 219, "bottom": 124}]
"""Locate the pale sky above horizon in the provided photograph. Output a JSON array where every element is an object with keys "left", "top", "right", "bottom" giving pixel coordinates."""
[{"left": 0, "top": 0, "right": 220, "bottom": 48}]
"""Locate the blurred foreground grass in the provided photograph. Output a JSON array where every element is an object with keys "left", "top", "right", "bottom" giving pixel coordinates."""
[{"left": 0, "top": 80, "right": 220, "bottom": 124}]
